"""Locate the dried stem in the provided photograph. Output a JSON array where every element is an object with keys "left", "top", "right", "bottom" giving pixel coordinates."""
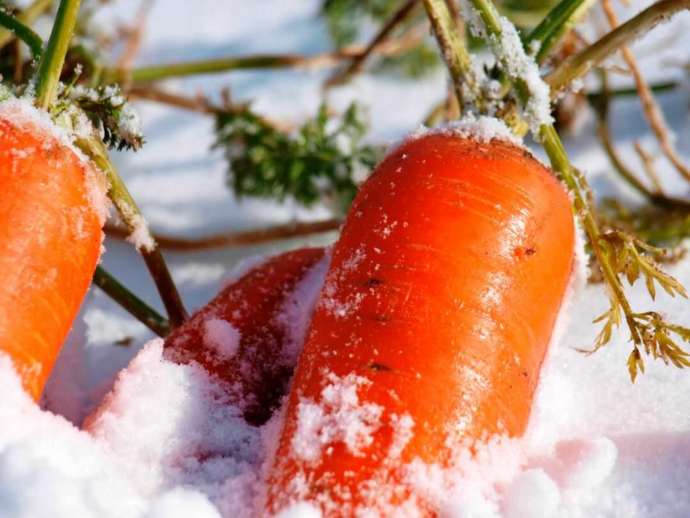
[
  {"left": 422, "top": 0, "right": 479, "bottom": 109},
  {"left": 113, "top": 0, "right": 153, "bottom": 88},
  {"left": 101, "top": 31, "right": 426, "bottom": 85},
  {"left": 93, "top": 266, "right": 170, "bottom": 337},
  {"left": 126, "top": 85, "right": 293, "bottom": 131},
  {"left": 104, "top": 218, "right": 342, "bottom": 251},
  {"left": 545, "top": 0, "right": 690, "bottom": 96},
  {"left": 634, "top": 141, "right": 664, "bottom": 194},
  {"left": 602, "top": 0, "right": 690, "bottom": 183},
  {"left": 76, "top": 137, "right": 188, "bottom": 327},
  {"left": 326, "top": 0, "right": 421, "bottom": 87}
]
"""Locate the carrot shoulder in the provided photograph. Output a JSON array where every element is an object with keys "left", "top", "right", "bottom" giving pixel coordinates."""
[
  {"left": 164, "top": 247, "right": 327, "bottom": 425},
  {"left": 0, "top": 114, "right": 104, "bottom": 400},
  {"left": 265, "top": 133, "right": 575, "bottom": 515}
]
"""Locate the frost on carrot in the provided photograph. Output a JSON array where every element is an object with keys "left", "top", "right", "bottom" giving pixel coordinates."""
[
  {"left": 0, "top": 100, "right": 107, "bottom": 400},
  {"left": 265, "top": 130, "right": 575, "bottom": 515},
  {"left": 164, "top": 247, "right": 329, "bottom": 425}
]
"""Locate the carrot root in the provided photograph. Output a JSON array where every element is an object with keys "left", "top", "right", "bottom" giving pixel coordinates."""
[
  {"left": 0, "top": 109, "right": 105, "bottom": 400},
  {"left": 164, "top": 247, "right": 329, "bottom": 425},
  {"left": 265, "top": 133, "right": 576, "bottom": 515}
]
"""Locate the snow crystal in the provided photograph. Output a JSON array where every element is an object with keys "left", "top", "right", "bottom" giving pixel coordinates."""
[
  {"left": 396, "top": 114, "right": 521, "bottom": 158},
  {"left": 459, "top": 1, "right": 553, "bottom": 134},
  {"left": 125, "top": 213, "right": 156, "bottom": 252},
  {"left": 291, "top": 373, "right": 383, "bottom": 462},
  {"left": 203, "top": 318, "right": 241, "bottom": 361}
]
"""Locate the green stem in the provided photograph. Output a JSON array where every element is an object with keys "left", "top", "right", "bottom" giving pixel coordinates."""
[
  {"left": 0, "top": 10, "right": 43, "bottom": 59},
  {"left": 422, "top": 0, "right": 479, "bottom": 109},
  {"left": 587, "top": 81, "right": 678, "bottom": 102},
  {"left": 76, "top": 137, "right": 188, "bottom": 328},
  {"left": 0, "top": 0, "right": 52, "bottom": 49},
  {"left": 34, "top": 0, "right": 81, "bottom": 109},
  {"left": 93, "top": 266, "right": 170, "bottom": 337},
  {"left": 525, "top": 0, "right": 597, "bottom": 64},
  {"left": 545, "top": 0, "right": 690, "bottom": 96}
]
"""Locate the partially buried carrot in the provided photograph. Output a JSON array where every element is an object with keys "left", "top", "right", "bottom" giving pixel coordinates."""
[
  {"left": 265, "top": 131, "right": 575, "bottom": 515},
  {"left": 164, "top": 247, "right": 328, "bottom": 425},
  {"left": 0, "top": 104, "right": 106, "bottom": 400}
]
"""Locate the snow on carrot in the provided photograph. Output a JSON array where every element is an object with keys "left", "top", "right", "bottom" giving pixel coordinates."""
[
  {"left": 265, "top": 124, "right": 576, "bottom": 515},
  {"left": 164, "top": 247, "right": 329, "bottom": 425},
  {"left": 0, "top": 98, "right": 107, "bottom": 400}
]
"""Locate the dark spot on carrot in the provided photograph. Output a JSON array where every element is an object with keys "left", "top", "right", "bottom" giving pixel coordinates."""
[
  {"left": 367, "top": 361, "right": 392, "bottom": 372},
  {"left": 514, "top": 246, "right": 537, "bottom": 258},
  {"left": 373, "top": 314, "right": 391, "bottom": 322},
  {"left": 365, "top": 277, "right": 383, "bottom": 287}
]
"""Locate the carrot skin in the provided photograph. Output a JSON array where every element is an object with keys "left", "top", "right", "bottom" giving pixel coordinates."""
[
  {"left": 164, "top": 247, "right": 326, "bottom": 425},
  {"left": 0, "top": 116, "right": 103, "bottom": 400},
  {"left": 266, "top": 134, "right": 576, "bottom": 514}
]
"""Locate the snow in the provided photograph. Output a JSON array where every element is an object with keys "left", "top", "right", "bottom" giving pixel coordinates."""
[
  {"left": 291, "top": 373, "right": 384, "bottom": 462},
  {"left": 2, "top": 0, "right": 690, "bottom": 516},
  {"left": 459, "top": 0, "right": 554, "bottom": 133},
  {"left": 125, "top": 213, "right": 156, "bottom": 252},
  {"left": 203, "top": 318, "right": 241, "bottom": 361},
  {"left": 400, "top": 114, "right": 521, "bottom": 152}
]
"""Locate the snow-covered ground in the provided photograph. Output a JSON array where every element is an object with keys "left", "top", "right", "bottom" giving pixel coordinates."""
[{"left": 2, "top": 0, "right": 690, "bottom": 516}]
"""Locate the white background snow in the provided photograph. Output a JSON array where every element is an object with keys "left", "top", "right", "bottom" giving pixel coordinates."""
[{"left": 2, "top": 0, "right": 690, "bottom": 516}]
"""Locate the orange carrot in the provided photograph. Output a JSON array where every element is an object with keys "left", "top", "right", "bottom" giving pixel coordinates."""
[
  {"left": 0, "top": 113, "right": 104, "bottom": 400},
  {"left": 164, "top": 247, "right": 327, "bottom": 425},
  {"left": 265, "top": 133, "right": 575, "bottom": 515}
]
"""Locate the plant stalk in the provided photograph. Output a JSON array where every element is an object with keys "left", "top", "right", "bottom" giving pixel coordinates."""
[
  {"left": 34, "top": 0, "right": 81, "bottom": 109},
  {"left": 101, "top": 32, "right": 421, "bottom": 85},
  {"left": 326, "top": 0, "right": 420, "bottom": 87},
  {"left": 105, "top": 218, "right": 342, "bottom": 251},
  {"left": 0, "top": 10, "right": 43, "bottom": 59},
  {"left": 76, "top": 137, "right": 188, "bottom": 328},
  {"left": 545, "top": 0, "right": 690, "bottom": 96},
  {"left": 0, "top": 0, "right": 53, "bottom": 49},
  {"left": 93, "top": 266, "right": 170, "bottom": 337},
  {"left": 422, "top": 0, "right": 479, "bottom": 109},
  {"left": 526, "top": 0, "right": 597, "bottom": 64}
]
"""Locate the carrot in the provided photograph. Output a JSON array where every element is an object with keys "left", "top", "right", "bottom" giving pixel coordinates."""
[
  {"left": 265, "top": 132, "right": 576, "bottom": 515},
  {"left": 0, "top": 111, "right": 105, "bottom": 400},
  {"left": 164, "top": 246, "right": 327, "bottom": 425}
]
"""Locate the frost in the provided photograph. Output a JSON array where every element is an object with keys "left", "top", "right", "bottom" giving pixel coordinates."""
[
  {"left": 291, "top": 373, "right": 383, "bottom": 462},
  {"left": 125, "top": 213, "right": 156, "bottom": 252},
  {"left": 459, "top": 1, "right": 554, "bottom": 133},
  {"left": 0, "top": 97, "right": 110, "bottom": 226},
  {"left": 203, "top": 318, "right": 241, "bottom": 361},
  {"left": 402, "top": 113, "right": 521, "bottom": 151}
]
